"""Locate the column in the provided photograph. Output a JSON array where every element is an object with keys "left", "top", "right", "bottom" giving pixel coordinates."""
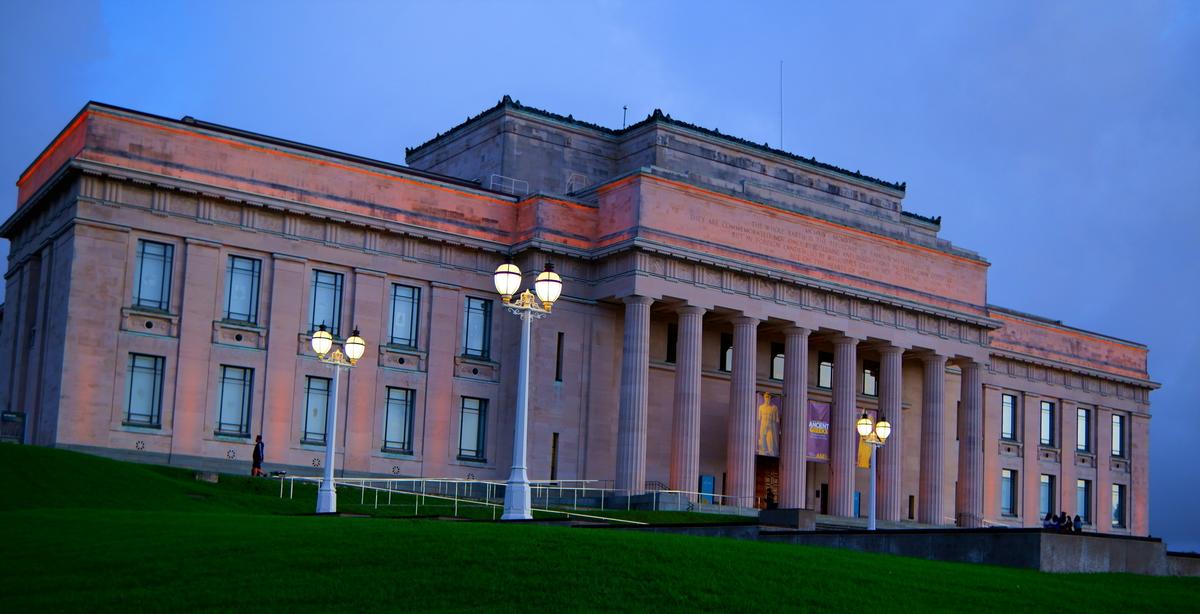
[
  {"left": 828, "top": 335, "right": 858, "bottom": 517},
  {"left": 918, "top": 353, "right": 947, "bottom": 525},
  {"left": 1021, "top": 394, "right": 1041, "bottom": 525},
  {"left": 615, "top": 296, "right": 652, "bottom": 494},
  {"left": 422, "top": 282, "right": 461, "bottom": 472},
  {"left": 668, "top": 305, "right": 705, "bottom": 494},
  {"left": 955, "top": 360, "right": 984, "bottom": 528},
  {"left": 1131, "top": 414, "right": 1150, "bottom": 536},
  {"left": 1060, "top": 400, "right": 1078, "bottom": 518},
  {"left": 981, "top": 384, "right": 1003, "bottom": 525},
  {"left": 779, "top": 326, "right": 810, "bottom": 509},
  {"left": 169, "top": 239, "right": 221, "bottom": 459},
  {"left": 1095, "top": 406, "right": 1112, "bottom": 533},
  {"left": 261, "top": 254, "right": 306, "bottom": 463},
  {"left": 725, "top": 316, "right": 758, "bottom": 506},
  {"left": 876, "top": 345, "right": 904, "bottom": 521}
]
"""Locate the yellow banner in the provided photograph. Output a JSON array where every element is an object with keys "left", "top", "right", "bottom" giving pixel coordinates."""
[{"left": 857, "top": 437, "right": 872, "bottom": 469}]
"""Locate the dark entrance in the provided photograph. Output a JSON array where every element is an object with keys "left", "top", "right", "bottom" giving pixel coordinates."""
[{"left": 754, "top": 455, "right": 779, "bottom": 509}]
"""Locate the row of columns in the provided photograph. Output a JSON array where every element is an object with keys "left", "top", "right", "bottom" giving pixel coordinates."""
[{"left": 616, "top": 296, "right": 986, "bottom": 526}]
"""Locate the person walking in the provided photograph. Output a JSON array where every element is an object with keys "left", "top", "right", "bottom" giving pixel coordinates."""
[{"left": 252, "top": 435, "right": 266, "bottom": 477}]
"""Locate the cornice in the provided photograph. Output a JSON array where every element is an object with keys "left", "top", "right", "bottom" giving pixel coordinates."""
[{"left": 987, "top": 348, "right": 1158, "bottom": 390}]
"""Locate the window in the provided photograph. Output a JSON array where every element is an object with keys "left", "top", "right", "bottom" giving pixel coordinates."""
[
  {"left": 224, "top": 256, "right": 261, "bottom": 323},
  {"left": 125, "top": 353, "right": 165, "bottom": 426},
  {"left": 1077, "top": 479, "right": 1092, "bottom": 525},
  {"left": 770, "top": 342, "right": 785, "bottom": 380},
  {"left": 1040, "top": 401, "right": 1055, "bottom": 447},
  {"left": 383, "top": 387, "right": 415, "bottom": 453},
  {"left": 1039, "top": 474, "right": 1056, "bottom": 518},
  {"left": 1111, "top": 414, "right": 1126, "bottom": 457},
  {"left": 555, "top": 332, "right": 565, "bottom": 382},
  {"left": 1001, "top": 394, "right": 1017, "bottom": 440},
  {"left": 817, "top": 352, "right": 834, "bottom": 389},
  {"left": 862, "top": 361, "right": 879, "bottom": 397},
  {"left": 462, "top": 297, "right": 492, "bottom": 359},
  {"left": 302, "top": 376, "right": 331, "bottom": 444},
  {"left": 388, "top": 284, "right": 420, "bottom": 347},
  {"left": 1001, "top": 469, "right": 1018, "bottom": 516},
  {"left": 133, "top": 240, "right": 173, "bottom": 311},
  {"left": 309, "top": 270, "right": 344, "bottom": 336},
  {"left": 665, "top": 323, "right": 678, "bottom": 364},
  {"left": 1111, "top": 484, "right": 1127, "bottom": 529},
  {"left": 458, "top": 397, "right": 487, "bottom": 460},
  {"left": 1077, "top": 407, "right": 1092, "bottom": 452},
  {"left": 719, "top": 333, "right": 733, "bottom": 372},
  {"left": 216, "top": 366, "right": 253, "bottom": 436}
]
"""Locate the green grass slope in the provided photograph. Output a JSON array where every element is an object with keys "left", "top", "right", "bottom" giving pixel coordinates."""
[{"left": 1, "top": 445, "right": 1196, "bottom": 612}]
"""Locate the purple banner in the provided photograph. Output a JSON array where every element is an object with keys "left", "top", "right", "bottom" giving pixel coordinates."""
[{"left": 807, "top": 400, "right": 830, "bottom": 462}]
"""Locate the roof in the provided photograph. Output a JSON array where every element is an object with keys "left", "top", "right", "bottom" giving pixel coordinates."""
[
  {"left": 406, "top": 95, "right": 907, "bottom": 193},
  {"left": 988, "top": 304, "right": 1148, "bottom": 349}
]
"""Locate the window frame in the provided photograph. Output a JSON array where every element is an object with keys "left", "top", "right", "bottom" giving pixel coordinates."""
[
  {"left": 457, "top": 396, "right": 488, "bottom": 461},
  {"left": 1111, "top": 414, "right": 1126, "bottom": 457},
  {"left": 125, "top": 353, "right": 165, "bottom": 427},
  {"left": 309, "top": 269, "right": 344, "bottom": 337},
  {"left": 1001, "top": 393, "right": 1017, "bottom": 441},
  {"left": 133, "top": 240, "right": 174, "bottom": 312},
  {"left": 223, "top": 255, "right": 262, "bottom": 324},
  {"left": 1111, "top": 483, "right": 1127, "bottom": 529},
  {"left": 770, "top": 342, "right": 785, "bottom": 381},
  {"left": 665, "top": 322, "right": 678, "bottom": 364},
  {"left": 302, "top": 376, "right": 332, "bottom": 445},
  {"left": 719, "top": 333, "right": 733, "bottom": 373},
  {"left": 1001, "top": 469, "right": 1018, "bottom": 517},
  {"left": 382, "top": 387, "right": 415, "bottom": 454},
  {"left": 862, "top": 360, "right": 879, "bottom": 397},
  {"left": 1077, "top": 407, "right": 1092, "bottom": 453},
  {"left": 462, "top": 297, "right": 493, "bottom": 360},
  {"left": 1077, "top": 479, "right": 1093, "bottom": 525},
  {"left": 1039, "top": 400, "right": 1056, "bottom": 447},
  {"left": 817, "top": 352, "right": 834, "bottom": 389},
  {"left": 215, "top": 365, "right": 254, "bottom": 437},
  {"left": 388, "top": 283, "right": 421, "bottom": 348},
  {"left": 1039, "top": 474, "right": 1056, "bottom": 518}
]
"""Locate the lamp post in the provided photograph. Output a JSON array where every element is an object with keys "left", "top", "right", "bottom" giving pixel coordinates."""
[
  {"left": 856, "top": 411, "right": 892, "bottom": 530},
  {"left": 310, "top": 323, "right": 366, "bottom": 514},
  {"left": 493, "top": 260, "right": 562, "bottom": 520}
]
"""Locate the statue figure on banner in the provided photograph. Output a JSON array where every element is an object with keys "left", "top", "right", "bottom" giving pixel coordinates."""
[{"left": 757, "top": 392, "right": 780, "bottom": 457}]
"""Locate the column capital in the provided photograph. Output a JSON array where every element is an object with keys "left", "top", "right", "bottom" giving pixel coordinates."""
[
  {"left": 919, "top": 352, "right": 948, "bottom": 366},
  {"left": 676, "top": 305, "right": 707, "bottom": 316},
  {"left": 831, "top": 334, "right": 859, "bottom": 347},
  {"left": 783, "top": 325, "right": 811, "bottom": 337},
  {"left": 622, "top": 295, "right": 654, "bottom": 306},
  {"left": 731, "top": 315, "right": 760, "bottom": 327}
]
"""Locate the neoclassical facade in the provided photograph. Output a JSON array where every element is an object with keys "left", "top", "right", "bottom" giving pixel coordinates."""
[{"left": 1, "top": 98, "right": 1156, "bottom": 534}]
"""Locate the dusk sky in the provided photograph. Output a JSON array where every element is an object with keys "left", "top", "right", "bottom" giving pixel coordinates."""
[{"left": 2, "top": 1, "right": 1196, "bottom": 549}]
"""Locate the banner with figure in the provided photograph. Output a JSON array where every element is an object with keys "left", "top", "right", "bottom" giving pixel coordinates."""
[
  {"left": 756, "top": 392, "right": 780, "bottom": 457},
  {"left": 807, "top": 400, "right": 830, "bottom": 462}
]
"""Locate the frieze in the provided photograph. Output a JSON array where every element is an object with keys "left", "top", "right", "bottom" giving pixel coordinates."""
[{"left": 988, "top": 354, "right": 1152, "bottom": 400}]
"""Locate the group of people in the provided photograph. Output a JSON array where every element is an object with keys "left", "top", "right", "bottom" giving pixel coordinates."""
[{"left": 1043, "top": 511, "right": 1084, "bottom": 533}]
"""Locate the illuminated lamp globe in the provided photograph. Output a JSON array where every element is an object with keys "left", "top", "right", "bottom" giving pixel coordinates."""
[
  {"left": 856, "top": 412, "right": 873, "bottom": 437},
  {"left": 533, "top": 262, "right": 563, "bottom": 311},
  {"left": 493, "top": 262, "right": 522, "bottom": 302},
  {"left": 875, "top": 417, "right": 892, "bottom": 442},
  {"left": 311, "top": 324, "right": 334, "bottom": 357},
  {"left": 344, "top": 328, "right": 366, "bottom": 363}
]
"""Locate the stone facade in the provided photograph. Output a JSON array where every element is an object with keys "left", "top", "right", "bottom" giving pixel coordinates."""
[{"left": 1, "top": 99, "right": 1157, "bottom": 535}]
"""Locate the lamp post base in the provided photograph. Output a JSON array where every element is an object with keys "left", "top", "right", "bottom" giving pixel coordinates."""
[
  {"left": 316, "top": 484, "right": 337, "bottom": 514},
  {"left": 501, "top": 471, "right": 532, "bottom": 520}
]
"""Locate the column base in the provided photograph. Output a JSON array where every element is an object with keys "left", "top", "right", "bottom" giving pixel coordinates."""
[
  {"left": 502, "top": 470, "right": 532, "bottom": 520},
  {"left": 316, "top": 484, "right": 337, "bottom": 514}
]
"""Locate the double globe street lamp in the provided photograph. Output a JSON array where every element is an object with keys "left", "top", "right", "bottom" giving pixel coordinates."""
[
  {"left": 310, "top": 323, "right": 366, "bottom": 514},
  {"left": 492, "top": 260, "right": 563, "bottom": 520},
  {"left": 856, "top": 412, "right": 892, "bottom": 530}
]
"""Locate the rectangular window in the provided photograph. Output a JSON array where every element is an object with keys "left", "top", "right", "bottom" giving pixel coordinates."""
[
  {"left": 1001, "top": 469, "right": 1018, "bottom": 516},
  {"left": 817, "top": 352, "right": 834, "bottom": 389},
  {"left": 133, "top": 240, "right": 173, "bottom": 311},
  {"left": 462, "top": 297, "right": 492, "bottom": 359},
  {"left": 719, "top": 333, "right": 733, "bottom": 372},
  {"left": 665, "top": 323, "right": 678, "bottom": 364},
  {"left": 224, "top": 256, "right": 261, "bottom": 323},
  {"left": 1001, "top": 394, "right": 1017, "bottom": 440},
  {"left": 125, "top": 353, "right": 165, "bottom": 426},
  {"left": 1039, "top": 474, "right": 1056, "bottom": 518},
  {"left": 388, "top": 284, "right": 420, "bottom": 347},
  {"left": 555, "top": 332, "right": 565, "bottom": 382},
  {"left": 1040, "top": 400, "right": 1055, "bottom": 447},
  {"left": 382, "top": 387, "right": 415, "bottom": 453},
  {"left": 302, "top": 376, "right": 331, "bottom": 444},
  {"left": 458, "top": 397, "right": 487, "bottom": 460},
  {"left": 770, "top": 342, "right": 785, "bottom": 380},
  {"left": 862, "top": 361, "right": 879, "bottom": 397},
  {"left": 1111, "top": 484, "right": 1127, "bottom": 529},
  {"left": 309, "top": 270, "right": 344, "bottom": 337},
  {"left": 1077, "top": 479, "right": 1092, "bottom": 525},
  {"left": 1111, "top": 414, "right": 1126, "bottom": 457},
  {"left": 1077, "top": 407, "right": 1091, "bottom": 452},
  {"left": 216, "top": 366, "right": 253, "bottom": 436}
]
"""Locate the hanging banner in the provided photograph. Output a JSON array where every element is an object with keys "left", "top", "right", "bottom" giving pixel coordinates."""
[
  {"left": 807, "top": 400, "right": 830, "bottom": 462},
  {"left": 756, "top": 392, "right": 780, "bottom": 457}
]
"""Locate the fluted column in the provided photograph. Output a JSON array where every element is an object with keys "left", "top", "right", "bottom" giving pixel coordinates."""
[
  {"left": 725, "top": 316, "right": 759, "bottom": 507},
  {"left": 876, "top": 345, "right": 904, "bottom": 521},
  {"left": 828, "top": 336, "right": 858, "bottom": 517},
  {"left": 918, "top": 353, "right": 948, "bottom": 525},
  {"left": 615, "top": 296, "right": 653, "bottom": 494},
  {"left": 955, "top": 360, "right": 984, "bottom": 527},
  {"left": 779, "top": 326, "right": 810, "bottom": 509},
  {"left": 669, "top": 305, "right": 705, "bottom": 494}
]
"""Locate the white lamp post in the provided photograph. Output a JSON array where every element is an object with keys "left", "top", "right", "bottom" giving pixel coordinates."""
[
  {"left": 494, "top": 260, "right": 562, "bottom": 520},
  {"left": 310, "top": 323, "right": 366, "bottom": 514},
  {"left": 856, "top": 411, "right": 891, "bottom": 530}
]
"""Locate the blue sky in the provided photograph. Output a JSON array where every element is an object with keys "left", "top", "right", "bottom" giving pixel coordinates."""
[{"left": 2, "top": 1, "right": 1196, "bottom": 549}]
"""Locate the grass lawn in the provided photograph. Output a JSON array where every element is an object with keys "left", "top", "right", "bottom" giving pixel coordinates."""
[{"left": 1, "top": 445, "right": 1196, "bottom": 612}]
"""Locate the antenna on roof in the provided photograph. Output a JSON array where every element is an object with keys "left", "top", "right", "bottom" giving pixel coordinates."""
[
  {"left": 779, "top": 60, "right": 784, "bottom": 150},
  {"left": 622, "top": 105, "right": 628, "bottom": 129}
]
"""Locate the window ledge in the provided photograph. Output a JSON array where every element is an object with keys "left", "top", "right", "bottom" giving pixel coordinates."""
[
  {"left": 121, "top": 421, "right": 162, "bottom": 430},
  {"left": 381, "top": 447, "right": 414, "bottom": 456},
  {"left": 214, "top": 431, "right": 251, "bottom": 440},
  {"left": 456, "top": 455, "right": 488, "bottom": 464},
  {"left": 300, "top": 439, "right": 327, "bottom": 449},
  {"left": 216, "top": 320, "right": 264, "bottom": 332}
]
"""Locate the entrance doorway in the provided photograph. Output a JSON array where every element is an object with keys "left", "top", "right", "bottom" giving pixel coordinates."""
[{"left": 754, "top": 455, "right": 780, "bottom": 509}]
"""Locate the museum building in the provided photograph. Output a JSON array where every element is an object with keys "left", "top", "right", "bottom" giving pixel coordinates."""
[{"left": 0, "top": 97, "right": 1156, "bottom": 534}]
